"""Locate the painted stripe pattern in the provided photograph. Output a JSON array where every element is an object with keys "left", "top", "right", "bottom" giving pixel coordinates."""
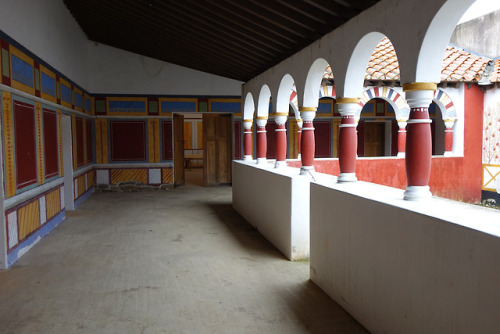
[{"left": 111, "top": 169, "right": 148, "bottom": 185}]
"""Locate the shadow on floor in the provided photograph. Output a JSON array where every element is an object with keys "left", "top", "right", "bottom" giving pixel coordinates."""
[
  {"left": 279, "top": 279, "right": 370, "bottom": 333},
  {"left": 207, "top": 202, "right": 288, "bottom": 261}
]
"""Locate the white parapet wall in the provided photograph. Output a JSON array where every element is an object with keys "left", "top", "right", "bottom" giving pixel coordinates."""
[
  {"left": 310, "top": 180, "right": 500, "bottom": 334},
  {"left": 233, "top": 160, "right": 324, "bottom": 260}
]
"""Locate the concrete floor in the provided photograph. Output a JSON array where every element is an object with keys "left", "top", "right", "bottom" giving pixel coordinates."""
[{"left": 0, "top": 184, "right": 368, "bottom": 334}]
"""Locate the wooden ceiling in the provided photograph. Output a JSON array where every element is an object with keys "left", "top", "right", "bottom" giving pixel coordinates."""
[{"left": 63, "top": 0, "right": 380, "bottom": 82}]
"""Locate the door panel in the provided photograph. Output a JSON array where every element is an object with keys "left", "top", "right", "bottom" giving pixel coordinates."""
[
  {"left": 203, "top": 113, "right": 232, "bottom": 186},
  {"left": 173, "top": 114, "right": 185, "bottom": 185},
  {"left": 364, "top": 122, "right": 385, "bottom": 157}
]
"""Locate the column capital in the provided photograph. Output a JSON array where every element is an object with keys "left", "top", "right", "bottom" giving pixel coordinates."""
[
  {"left": 397, "top": 119, "right": 408, "bottom": 129},
  {"left": 243, "top": 119, "right": 253, "bottom": 130},
  {"left": 255, "top": 117, "right": 268, "bottom": 127},
  {"left": 402, "top": 82, "right": 437, "bottom": 92},
  {"left": 336, "top": 97, "right": 360, "bottom": 104},
  {"left": 298, "top": 106, "right": 317, "bottom": 112},
  {"left": 274, "top": 113, "right": 288, "bottom": 126},
  {"left": 444, "top": 118, "right": 456, "bottom": 129},
  {"left": 337, "top": 101, "right": 360, "bottom": 117}
]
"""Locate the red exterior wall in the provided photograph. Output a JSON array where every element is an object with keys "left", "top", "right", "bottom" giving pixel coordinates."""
[{"left": 288, "top": 86, "right": 484, "bottom": 203}]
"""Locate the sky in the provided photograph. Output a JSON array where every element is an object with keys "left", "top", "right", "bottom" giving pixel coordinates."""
[{"left": 458, "top": 0, "right": 500, "bottom": 24}]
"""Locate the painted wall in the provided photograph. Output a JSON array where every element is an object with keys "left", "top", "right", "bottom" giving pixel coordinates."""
[
  {"left": 88, "top": 42, "right": 242, "bottom": 96},
  {"left": 310, "top": 180, "right": 500, "bottom": 334},
  {"left": 0, "top": 0, "right": 89, "bottom": 89}
]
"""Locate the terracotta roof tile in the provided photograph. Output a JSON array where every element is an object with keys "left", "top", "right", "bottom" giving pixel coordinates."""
[{"left": 323, "top": 37, "right": 499, "bottom": 83}]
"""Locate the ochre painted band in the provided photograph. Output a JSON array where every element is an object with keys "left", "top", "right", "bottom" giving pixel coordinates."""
[
  {"left": 274, "top": 112, "right": 288, "bottom": 117},
  {"left": 298, "top": 107, "right": 317, "bottom": 112},
  {"left": 403, "top": 82, "right": 437, "bottom": 92},
  {"left": 256, "top": 116, "right": 268, "bottom": 120},
  {"left": 336, "top": 97, "right": 360, "bottom": 104},
  {"left": 443, "top": 118, "right": 456, "bottom": 122},
  {"left": 243, "top": 119, "right": 253, "bottom": 122}
]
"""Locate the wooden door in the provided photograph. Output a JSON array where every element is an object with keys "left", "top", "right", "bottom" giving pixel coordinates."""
[
  {"left": 173, "top": 114, "right": 185, "bottom": 185},
  {"left": 203, "top": 113, "right": 232, "bottom": 186},
  {"left": 364, "top": 122, "right": 385, "bottom": 157}
]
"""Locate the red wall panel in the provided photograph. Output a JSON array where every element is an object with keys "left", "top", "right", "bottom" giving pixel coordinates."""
[
  {"left": 14, "top": 101, "right": 37, "bottom": 189},
  {"left": 86, "top": 119, "right": 93, "bottom": 164},
  {"left": 75, "top": 117, "right": 84, "bottom": 167},
  {"left": 314, "top": 120, "right": 331, "bottom": 158},
  {"left": 162, "top": 121, "right": 173, "bottom": 160},
  {"left": 110, "top": 120, "right": 147, "bottom": 161},
  {"left": 266, "top": 120, "right": 276, "bottom": 159},
  {"left": 234, "top": 121, "right": 241, "bottom": 160},
  {"left": 43, "top": 109, "right": 58, "bottom": 178}
]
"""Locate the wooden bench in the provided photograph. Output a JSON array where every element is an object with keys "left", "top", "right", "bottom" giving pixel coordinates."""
[{"left": 184, "top": 149, "right": 203, "bottom": 169}]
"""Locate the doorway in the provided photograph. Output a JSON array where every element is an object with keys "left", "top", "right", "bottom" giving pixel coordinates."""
[{"left": 173, "top": 113, "right": 232, "bottom": 187}]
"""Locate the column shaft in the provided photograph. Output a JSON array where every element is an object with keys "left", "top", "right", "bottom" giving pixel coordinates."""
[
  {"left": 403, "top": 83, "right": 436, "bottom": 200},
  {"left": 337, "top": 99, "right": 360, "bottom": 182}
]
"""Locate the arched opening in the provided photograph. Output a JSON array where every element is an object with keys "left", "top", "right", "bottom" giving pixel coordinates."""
[
  {"left": 430, "top": 102, "right": 446, "bottom": 155},
  {"left": 358, "top": 98, "right": 397, "bottom": 157}
]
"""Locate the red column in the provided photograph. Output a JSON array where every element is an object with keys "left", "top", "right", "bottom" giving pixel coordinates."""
[
  {"left": 243, "top": 120, "right": 253, "bottom": 160},
  {"left": 297, "top": 118, "right": 303, "bottom": 159},
  {"left": 299, "top": 107, "right": 316, "bottom": 175},
  {"left": 256, "top": 117, "right": 267, "bottom": 164},
  {"left": 337, "top": 98, "right": 360, "bottom": 182},
  {"left": 397, "top": 120, "right": 407, "bottom": 158},
  {"left": 403, "top": 83, "right": 436, "bottom": 200},
  {"left": 444, "top": 119, "right": 455, "bottom": 156},
  {"left": 274, "top": 113, "right": 288, "bottom": 168}
]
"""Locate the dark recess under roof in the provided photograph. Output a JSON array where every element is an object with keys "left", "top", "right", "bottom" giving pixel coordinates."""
[{"left": 63, "top": 0, "right": 380, "bottom": 82}]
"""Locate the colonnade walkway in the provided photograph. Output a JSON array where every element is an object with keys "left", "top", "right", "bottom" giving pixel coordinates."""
[{"left": 0, "top": 185, "right": 367, "bottom": 334}]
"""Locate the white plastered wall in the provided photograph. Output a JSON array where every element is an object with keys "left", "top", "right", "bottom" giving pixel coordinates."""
[
  {"left": 0, "top": 0, "right": 90, "bottom": 89},
  {"left": 88, "top": 42, "right": 242, "bottom": 96}
]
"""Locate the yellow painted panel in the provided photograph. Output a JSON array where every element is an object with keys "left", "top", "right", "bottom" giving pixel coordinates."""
[
  {"left": 2, "top": 92, "right": 16, "bottom": 197},
  {"left": 77, "top": 175, "right": 86, "bottom": 197},
  {"left": 184, "top": 122, "right": 192, "bottom": 149},
  {"left": 46, "top": 188, "right": 61, "bottom": 220},
  {"left": 197, "top": 122, "right": 203, "bottom": 149},
  {"left": 148, "top": 119, "right": 156, "bottom": 163},
  {"left": 57, "top": 110, "right": 63, "bottom": 177},
  {"left": 10, "top": 46, "right": 35, "bottom": 95},
  {"left": 18, "top": 200, "right": 40, "bottom": 241},
  {"left": 72, "top": 114, "right": 77, "bottom": 171},
  {"left": 86, "top": 170, "right": 95, "bottom": 189},
  {"left": 35, "top": 102, "right": 44, "bottom": 185},
  {"left": 83, "top": 118, "right": 87, "bottom": 165},
  {"left": 111, "top": 169, "right": 147, "bottom": 185},
  {"left": 288, "top": 119, "right": 298, "bottom": 159},
  {"left": 162, "top": 168, "right": 173, "bottom": 184},
  {"left": 100, "top": 119, "right": 108, "bottom": 164},
  {"left": 153, "top": 119, "right": 161, "bottom": 163}
]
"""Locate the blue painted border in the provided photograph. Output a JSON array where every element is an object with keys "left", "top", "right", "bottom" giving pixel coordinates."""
[{"left": 7, "top": 210, "right": 65, "bottom": 267}]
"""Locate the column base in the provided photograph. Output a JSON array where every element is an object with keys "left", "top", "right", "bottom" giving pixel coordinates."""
[
  {"left": 274, "top": 160, "right": 287, "bottom": 168},
  {"left": 257, "top": 157, "right": 267, "bottom": 164},
  {"left": 300, "top": 165, "right": 315, "bottom": 175},
  {"left": 243, "top": 155, "right": 253, "bottom": 161},
  {"left": 444, "top": 151, "right": 453, "bottom": 157},
  {"left": 404, "top": 186, "right": 431, "bottom": 201},
  {"left": 397, "top": 152, "right": 406, "bottom": 158},
  {"left": 297, "top": 154, "right": 301, "bottom": 160},
  {"left": 338, "top": 173, "right": 357, "bottom": 182}
]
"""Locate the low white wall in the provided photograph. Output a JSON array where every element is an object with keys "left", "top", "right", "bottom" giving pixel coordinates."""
[
  {"left": 310, "top": 180, "right": 500, "bottom": 334},
  {"left": 232, "top": 161, "right": 311, "bottom": 260}
]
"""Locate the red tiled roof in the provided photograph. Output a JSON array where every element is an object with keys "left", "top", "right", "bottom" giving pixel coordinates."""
[{"left": 323, "top": 38, "right": 499, "bottom": 83}]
